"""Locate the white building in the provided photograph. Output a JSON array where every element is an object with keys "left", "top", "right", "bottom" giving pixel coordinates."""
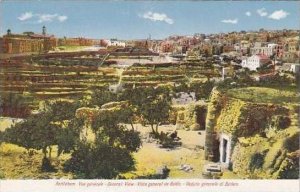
[
  {"left": 250, "top": 43, "right": 278, "bottom": 57},
  {"left": 241, "top": 54, "right": 270, "bottom": 71},
  {"left": 105, "top": 39, "right": 126, "bottom": 47},
  {"left": 290, "top": 63, "right": 300, "bottom": 73}
]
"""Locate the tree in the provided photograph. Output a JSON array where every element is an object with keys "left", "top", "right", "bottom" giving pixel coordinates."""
[
  {"left": 117, "top": 104, "right": 136, "bottom": 130},
  {"left": 64, "top": 141, "right": 136, "bottom": 179},
  {"left": 3, "top": 112, "right": 60, "bottom": 171},
  {"left": 140, "top": 95, "right": 171, "bottom": 133},
  {"left": 44, "top": 100, "right": 79, "bottom": 122},
  {"left": 89, "top": 88, "right": 118, "bottom": 107},
  {"left": 124, "top": 86, "right": 172, "bottom": 134},
  {"left": 2, "top": 100, "right": 80, "bottom": 171},
  {"left": 0, "top": 93, "right": 32, "bottom": 118},
  {"left": 191, "top": 80, "right": 214, "bottom": 100},
  {"left": 90, "top": 85, "right": 171, "bottom": 136},
  {"left": 56, "top": 117, "right": 84, "bottom": 156},
  {"left": 64, "top": 105, "right": 141, "bottom": 179}
]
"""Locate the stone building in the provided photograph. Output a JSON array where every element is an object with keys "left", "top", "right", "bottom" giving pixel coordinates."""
[
  {"left": 0, "top": 26, "right": 57, "bottom": 54},
  {"left": 57, "top": 37, "right": 93, "bottom": 47}
]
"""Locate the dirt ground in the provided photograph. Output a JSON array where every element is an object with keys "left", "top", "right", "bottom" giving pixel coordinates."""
[
  {"left": 0, "top": 123, "right": 207, "bottom": 179},
  {"left": 124, "top": 124, "right": 206, "bottom": 179}
]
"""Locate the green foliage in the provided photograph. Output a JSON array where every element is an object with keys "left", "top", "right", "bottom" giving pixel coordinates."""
[
  {"left": 2, "top": 100, "right": 83, "bottom": 171},
  {"left": 192, "top": 80, "right": 215, "bottom": 100},
  {"left": 231, "top": 128, "right": 299, "bottom": 179},
  {"left": 89, "top": 88, "right": 118, "bottom": 107},
  {"left": 140, "top": 95, "right": 171, "bottom": 132},
  {"left": 215, "top": 97, "right": 289, "bottom": 140},
  {"left": 258, "top": 73, "right": 294, "bottom": 86},
  {"left": 44, "top": 100, "right": 79, "bottom": 122},
  {"left": 119, "top": 129, "right": 142, "bottom": 152},
  {"left": 231, "top": 135, "right": 271, "bottom": 179},
  {"left": 64, "top": 142, "right": 135, "bottom": 179},
  {"left": 56, "top": 118, "right": 84, "bottom": 156},
  {"left": 91, "top": 108, "right": 141, "bottom": 149},
  {"left": 204, "top": 88, "right": 223, "bottom": 161},
  {"left": 0, "top": 170, "right": 5, "bottom": 179},
  {"left": 120, "top": 86, "right": 172, "bottom": 133},
  {"left": 283, "top": 132, "right": 299, "bottom": 152},
  {"left": 277, "top": 151, "right": 300, "bottom": 179},
  {"left": 3, "top": 112, "right": 60, "bottom": 155},
  {"left": 0, "top": 93, "right": 32, "bottom": 118},
  {"left": 207, "top": 86, "right": 298, "bottom": 178},
  {"left": 153, "top": 131, "right": 182, "bottom": 149},
  {"left": 249, "top": 153, "right": 266, "bottom": 172},
  {"left": 270, "top": 115, "right": 291, "bottom": 130},
  {"left": 227, "top": 87, "right": 299, "bottom": 104},
  {"left": 41, "top": 156, "right": 55, "bottom": 172},
  {"left": 180, "top": 103, "right": 207, "bottom": 130},
  {"left": 64, "top": 100, "right": 142, "bottom": 179}
]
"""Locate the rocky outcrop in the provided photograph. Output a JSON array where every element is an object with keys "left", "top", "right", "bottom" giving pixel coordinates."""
[{"left": 204, "top": 87, "right": 299, "bottom": 179}]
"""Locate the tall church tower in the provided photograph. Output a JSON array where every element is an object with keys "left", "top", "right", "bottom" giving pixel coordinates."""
[
  {"left": 7, "top": 29, "right": 11, "bottom": 36},
  {"left": 42, "top": 26, "right": 46, "bottom": 35}
]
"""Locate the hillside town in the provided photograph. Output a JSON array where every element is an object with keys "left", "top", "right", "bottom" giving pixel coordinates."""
[
  {"left": 0, "top": 22, "right": 299, "bottom": 180},
  {"left": 1, "top": 27, "right": 299, "bottom": 72}
]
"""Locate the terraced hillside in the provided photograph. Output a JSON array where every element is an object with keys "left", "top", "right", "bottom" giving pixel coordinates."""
[
  {"left": 121, "top": 62, "right": 219, "bottom": 87},
  {"left": 0, "top": 53, "right": 220, "bottom": 117},
  {"left": 0, "top": 59, "right": 118, "bottom": 114}
]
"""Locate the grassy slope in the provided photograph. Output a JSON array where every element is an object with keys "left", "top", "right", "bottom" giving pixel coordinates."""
[
  {"left": 54, "top": 46, "right": 91, "bottom": 52},
  {"left": 226, "top": 86, "right": 299, "bottom": 104},
  {"left": 0, "top": 143, "right": 73, "bottom": 179}
]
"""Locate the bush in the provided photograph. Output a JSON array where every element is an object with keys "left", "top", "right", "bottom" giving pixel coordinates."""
[
  {"left": 283, "top": 132, "right": 299, "bottom": 152},
  {"left": 277, "top": 151, "right": 300, "bottom": 179},
  {"left": 150, "top": 131, "right": 182, "bottom": 149},
  {"left": 41, "top": 157, "right": 55, "bottom": 172},
  {"left": 64, "top": 142, "right": 135, "bottom": 179},
  {"left": 0, "top": 170, "right": 4, "bottom": 179},
  {"left": 271, "top": 115, "right": 291, "bottom": 130},
  {"left": 249, "top": 153, "right": 265, "bottom": 171}
]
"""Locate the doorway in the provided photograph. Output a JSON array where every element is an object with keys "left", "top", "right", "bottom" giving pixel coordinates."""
[{"left": 222, "top": 138, "right": 228, "bottom": 163}]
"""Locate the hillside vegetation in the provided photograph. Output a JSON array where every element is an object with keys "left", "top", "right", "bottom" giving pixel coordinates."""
[{"left": 206, "top": 86, "right": 299, "bottom": 179}]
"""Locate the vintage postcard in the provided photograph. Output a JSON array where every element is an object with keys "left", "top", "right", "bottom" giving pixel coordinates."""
[{"left": 0, "top": 0, "right": 299, "bottom": 192}]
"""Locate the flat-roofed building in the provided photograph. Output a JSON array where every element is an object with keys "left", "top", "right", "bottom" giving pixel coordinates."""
[
  {"left": 0, "top": 26, "right": 57, "bottom": 54},
  {"left": 241, "top": 54, "right": 271, "bottom": 71}
]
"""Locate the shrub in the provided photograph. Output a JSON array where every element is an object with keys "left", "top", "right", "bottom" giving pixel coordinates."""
[
  {"left": 283, "top": 132, "right": 300, "bottom": 152},
  {"left": 249, "top": 153, "right": 266, "bottom": 171},
  {"left": 270, "top": 115, "right": 291, "bottom": 130},
  {"left": 64, "top": 142, "right": 135, "bottom": 179}
]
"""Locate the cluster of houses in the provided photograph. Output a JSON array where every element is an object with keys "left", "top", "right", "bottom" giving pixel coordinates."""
[
  {"left": 146, "top": 29, "right": 299, "bottom": 73},
  {"left": 150, "top": 30, "right": 299, "bottom": 59}
]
